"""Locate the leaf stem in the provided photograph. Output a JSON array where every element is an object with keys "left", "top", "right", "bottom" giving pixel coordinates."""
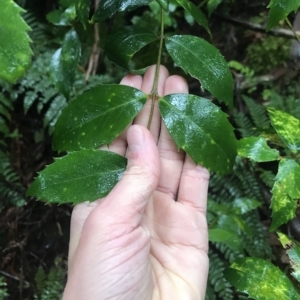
[
  {"left": 147, "top": 8, "right": 165, "bottom": 130},
  {"left": 285, "top": 18, "right": 300, "bottom": 42}
]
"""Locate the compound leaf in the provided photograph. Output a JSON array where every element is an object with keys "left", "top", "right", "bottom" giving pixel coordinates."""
[
  {"left": 159, "top": 94, "right": 236, "bottom": 174},
  {"left": 268, "top": 108, "right": 300, "bottom": 153},
  {"left": 0, "top": 0, "right": 32, "bottom": 83},
  {"left": 173, "top": 0, "right": 211, "bottom": 35},
  {"left": 92, "top": 0, "right": 150, "bottom": 22},
  {"left": 267, "top": 0, "right": 300, "bottom": 31},
  {"left": 105, "top": 26, "right": 157, "bottom": 70},
  {"left": 50, "top": 29, "right": 81, "bottom": 98},
  {"left": 53, "top": 85, "right": 147, "bottom": 151},
  {"left": 26, "top": 150, "right": 126, "bottom": 204},
  {"left": 237, "top": 136, "right": 279, "bottom": 162},
  {"left": 225, "top": 257, "right": 300, "bottom": 300},
  {"left": 165, "top": 35, "right": 233, "bottom": 107}
]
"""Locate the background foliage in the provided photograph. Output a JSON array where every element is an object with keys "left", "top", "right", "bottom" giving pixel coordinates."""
[{"left": 2, "top": 0, "right": 300, "bottom": 299}]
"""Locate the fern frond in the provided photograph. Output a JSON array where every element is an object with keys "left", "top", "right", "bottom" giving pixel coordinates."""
[
  {"left": 232, "top": 109, "right": 256, "bottom": 138},
  {"left": 34, "top": 257, "right": 66, "bottom": 300},
  {"left": 242, "top": 95, "right": 269, "bottom": 129},
  {"left": 208, "top": 251, "right": 235, "bottom": 300},
  {"left": 241, "top": 210, "right": 272, "bottom": 258}
]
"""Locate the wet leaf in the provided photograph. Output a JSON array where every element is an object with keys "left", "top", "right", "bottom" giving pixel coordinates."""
[
  {"left": 46, "top": 6, "right": 76, "bottom": 26},
  {"left": 267, "top": 0, "right": 300, "bottom": 31},
  {"left": 104, "top": 26, "right": 158, "bottom": 70},
  {"left": 75, "top": 0, "right": 90, "bottom": 25},
  {"left": 50, "top": 29, "right": 81, "bottom": 98},
  {"left": 159, "top": 94, "right": 236, "bottom": 174},
  {"left": 278, "top": 232, "right": 300, "bottom": 282},
  {"left": 165, "top": 35, "right": 233, "bottom": 107},
  {"left": 237, "top": 136, "right": 279, "bottom": 162},
  {"left": 53, "top": 85, "right": 147, "bottom": 151},
  {"left": 173, "top": 0, "right": 211, "bottom": 35},
  {"left": 268, "top": 108, "right": 300, "bottom": 153},
  {"left": 270, "top": 159, "right": 300, "bottom": 231},
  {"left": 0, "top": 0, "right": 32, "bottom": 83},
  {"left": 225, "top": 257, "right": 300, "bottom": 300},
  {"left": 26, "top": 150, "right": 126, "bottom": 204},
  {"left": 92, "top": 0, "right": 150, "bottom": 22}
]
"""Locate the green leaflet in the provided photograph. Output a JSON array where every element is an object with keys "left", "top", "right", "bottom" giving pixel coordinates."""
[
  {"left": 156, "top": 0, "right": 168, "bottom": 11},
  {"left": 46, "top": 6, "right": 76, "bottom": 26},
  {"left": 278, "top": 232, "right": 300, "bottom": 282},
  {"left": 208, "top": 228, "right": 238, "bottom": 248},
  {"left": 159, "top": 94, "right": 236, "bottom": 174},
  {"left": 237, "top": 136, "right": 279, "bottom": 162},
  {"left": 26, "top": 150, "right": 127, "bottom": 204},
  {"left": 225, "top": 257, "right": 300, "bottom": 300},
  {"left": 53, "top": 85, "right": 147, "bottom": 151},
  {"left": 270, "top": 159, "right": 300, "bottom": 231},
  {"left": 232, "top": 198, "right": 261, "bottom": 214},
  {"left": 75, "top": 0, "right": 90, "bottom": 25},
  {"left": 104, "top": 26, "right": 158, "bottom": 70},
  {"left": 50, "top": 29, "right": 81, "bottom": 98},
  {"left": 92, "top": 0, "right": 151, "bottom": 22},
  {"left": 173, "top": 0, "right": 211, "bottom": 35},
  {"left": 165, "top": 35, "right": 233, "bottom": 108},
  {"left": 267, "top": 0, "right": 300, "bottom": 31},
  {"left": 207, "top": 0, "right": 222, "bottom": 17},
  {"left": 268, "top": 108, "right": 300, "bottom": 153},
  {"left": 0, "top": 0, "right": 32, "bottom": 83}
]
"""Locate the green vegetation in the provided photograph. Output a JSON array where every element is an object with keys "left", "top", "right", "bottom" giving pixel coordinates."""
[{"left": 1, "top": 0, "right": 300, "bottom": 299}]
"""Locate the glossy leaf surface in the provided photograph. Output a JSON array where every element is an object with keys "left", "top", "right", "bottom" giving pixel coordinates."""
[
  {"left": 53, "top": 85, "right": 147, "bottom": 151},
  {"left": 173, "top": 0, "right": 210, "bottom": 35},
  {"left": 92, "top": 0, "right": 150, "bottom": 22},
  {"left": 237, "top": 136, "right": 279, "bottom": 162},
  {"left": 159, "top": 94, "right": 236, "bottom": 174},
  {"left": 46, "top": 6, "right": 76, "bottom": 26},
  {"left": 278, "top": 232, "right": 300, "bottom": 282},
  {"left": 26, "top": 150, "right": 126, "bottom": 204},
  {"left": 225, "top": 257, "right": 299, "bottom": 300},
  {"left": 50, "top": 29, "right": 81, "bottom": 98},
  {"left": 75, "top": 0, "right": 90, "bottom": 25},
  {"left": 165, "top": 35, "right": 233, "bottom": 107},
  {"left": 270, "top": 159, "right": 300, "bottom": 231},
  {"left": 268, "top": 108, "right": 300, "bottom": 153},
  {"left": 105, "top": 27, "right": 157, "bottom": 70},
  {"left": 0, "top": 0, "right": 32, "bottom": 83},
  {"left": 267, "top": 0, "right": 300, "bottom": 31}
]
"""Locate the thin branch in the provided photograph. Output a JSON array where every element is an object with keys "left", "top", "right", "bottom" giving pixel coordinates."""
[
  {"left": 85, "top": 0, "right": 101, "bottom": 82},
  {"left": 214, "top": 12, "right": 300, "bottom": 40}
]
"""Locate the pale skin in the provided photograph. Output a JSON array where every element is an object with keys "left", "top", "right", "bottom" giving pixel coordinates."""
[{"left": 63, "top": 66, "right": 210, "bottom": 300}]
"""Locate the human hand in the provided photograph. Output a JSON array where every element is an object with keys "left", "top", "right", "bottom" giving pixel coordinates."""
[{"left": 63, "top": 66, "right": 210, "bottom": 300}]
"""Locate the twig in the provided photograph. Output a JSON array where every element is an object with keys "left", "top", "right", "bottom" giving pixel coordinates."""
[
  {"left": 214, "top": 12, "right": 300, "bottom": 40},
  {"left": 85, "top": 0, "right": 101, "bottom": 82}
]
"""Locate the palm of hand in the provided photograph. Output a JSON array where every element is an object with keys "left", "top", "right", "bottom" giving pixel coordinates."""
[{"left": 63, "top": 66, "right": 209, "bottom": 300}]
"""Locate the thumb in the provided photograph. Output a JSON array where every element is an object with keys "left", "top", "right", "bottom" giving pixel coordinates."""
[{"left": 98, "top": 125, "right": 160, "bottom": 223}]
